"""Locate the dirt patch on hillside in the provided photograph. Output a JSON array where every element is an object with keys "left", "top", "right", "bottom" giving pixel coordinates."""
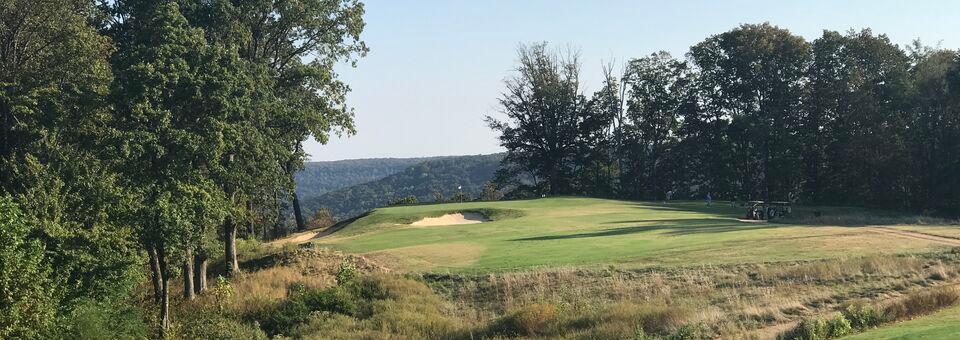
[{"left": 411, "top": 212, "right": 489, "bottom": 226}]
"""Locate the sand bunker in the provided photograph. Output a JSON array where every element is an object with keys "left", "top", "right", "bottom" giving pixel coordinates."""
[{"left": 410, "top": 212, "right": 489, "bottom": 226}]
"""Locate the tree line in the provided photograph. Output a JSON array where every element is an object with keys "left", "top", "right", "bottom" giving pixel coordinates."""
[
  {"left": 0, "top": 0, "right": 365, "bottom": 337},
  {"left": 489, "top": 24, "right": 960, "bottom": 216}
]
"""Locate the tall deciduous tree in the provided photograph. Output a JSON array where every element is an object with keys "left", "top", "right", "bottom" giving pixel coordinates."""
[
  {"left": 488, "top": 43, "right": 587, "bottom": 195},
  {"left": 1, "top": 0, "right": 142, "bottom": 336},
  {"left": 620, "top": 52, "right": 689, "bottom": 200},
  {"left": 177, "top": 0, "right": 367, "bottom": 275},
  {"left": 689, "top": 23, "right": 809, "bottom": 201},
  {"left": 577, "top": 67, "right": 620, "bottom": 197},
  {"left": 803, "top": 29, "right": 912, "bottom": 207},
  {"left": 108, "top": 1, "right": 242, "bottom": 333},
  {"left": 907, "top": 46, "right": 960, "bottom": 214},
  {"left": 184, "top": 0, "right": 365, "bottom": 223}
]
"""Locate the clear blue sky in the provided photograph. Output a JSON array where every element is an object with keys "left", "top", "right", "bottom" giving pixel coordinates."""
[{"left": 304, "top": 0, "right": 960, "bottom": 161}]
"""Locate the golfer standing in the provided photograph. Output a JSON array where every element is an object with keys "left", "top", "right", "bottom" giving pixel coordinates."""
[{"left": 706, "top": 192, "right": 712, "bottom": 206}]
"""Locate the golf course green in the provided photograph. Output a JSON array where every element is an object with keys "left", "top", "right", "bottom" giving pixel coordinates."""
[{"left": 314, "top": 197, "right": 949, "bottom": 272}]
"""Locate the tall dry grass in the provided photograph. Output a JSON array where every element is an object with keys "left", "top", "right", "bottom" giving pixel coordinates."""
[
  {"left": 424, "top": 252, "right": 960, "bottom": 338},
  {"left": 164, "top": 245, "right": 960, "bottom": 339}
]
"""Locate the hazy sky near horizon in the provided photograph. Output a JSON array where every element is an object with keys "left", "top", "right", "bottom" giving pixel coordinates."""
[{"left": 304, "top": 0, "right": 960, "bottom": 161}]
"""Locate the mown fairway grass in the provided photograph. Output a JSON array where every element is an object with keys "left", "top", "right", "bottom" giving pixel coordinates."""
[
  {"left": 844, "top": 305, "right": 960, "bottom": 340},
  {"left": 314, "top": 197, "right": 950, "bottom": 272}
]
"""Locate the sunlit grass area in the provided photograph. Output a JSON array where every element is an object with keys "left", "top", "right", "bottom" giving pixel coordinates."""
[{"left": 315, "top": 197, "right": 952, "bottom": 272}]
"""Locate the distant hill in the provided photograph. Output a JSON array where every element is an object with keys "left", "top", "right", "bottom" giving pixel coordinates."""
[
  {"left": 295, "top": 156, "right": 449, "bottom": 200},
  {"left": 301, "top": 153, "right": 504, "bottom": 219}
]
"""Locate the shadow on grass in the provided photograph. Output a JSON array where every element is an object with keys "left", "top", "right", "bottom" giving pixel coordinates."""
[
  {"left": 601, "top": 217, "right": 743, "bottom": 225},
  {"left": 511, "top": 219, "right": 780, "bottom": 241},
  {"left": 623, "top": 201, "right": 748, "bottom": 220}
]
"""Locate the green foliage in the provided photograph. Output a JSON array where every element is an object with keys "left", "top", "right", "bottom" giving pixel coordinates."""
[
  {"left": 0, "top": 196, "right": 55, "bottom": 339},
  {"left": 50, "top": 298, "right": 148, "bottom": 340},
  {"left": 619, "top": 52, "right": 689, "bottom": 200},
  {"left": 842, "top": 303, "right": 888, "bottom": 330},
  {"left": 178, "top": 0, "right": 370, "bottom": 235},
  {"left": 828, "top": 314, "right": 853, "bottom": 338},
  {"left": 259, "top": 285, "right": 359, "bottom": 336},
  {"left": 1, "top": 0, "right": 143, "bottom": 336},
  {"left": 479, "top": 181, "right": 504, "bottom": 201},
  {"left": 214, "top": 276, "right": 235, "bottom": 313},
  {"left": 486, "top": 24, "right": 960, "bottom": 216},
  {"left": 784, "top": 316, "right": 829, "bottom": 340},
  {"left": 175, "top": 303, "right": 267, "bottom": 340},
  {"left": 336, "top": 261, "right": 359, "bottom": 286},
  {"left": 782, "top": 313, "right": 863, "bottom": 340},
  {"left": 486, "top": 43, "right": 587, "bottom": 196},
  {"left": 390, "top": 195, "right": 419, "bottom": 206}
]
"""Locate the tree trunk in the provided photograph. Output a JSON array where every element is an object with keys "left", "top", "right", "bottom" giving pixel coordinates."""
[
  {"left": 194, "top": 255, "right": 208, "bottom": 294},
  {"left": 156, "top": 245, "right": 171, "bottom": 336},
  {"left": 224, "top": 217, "right": 240, "bottom": 276},
  {"left": 147, "top": 245, "right": 163, "bottom": 304},
  {"left": 292, "top": 190, "right": 306, "bottom": 231},
  {"left": 182, "top": 247, "right": 194, "bottom": 300}
]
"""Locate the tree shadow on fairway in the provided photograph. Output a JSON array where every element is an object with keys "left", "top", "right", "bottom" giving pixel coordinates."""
[
  {"left": 629, "top": 202, "right": 744, "bottom": 217},
  {"left": 510, "top": 219, "right": 781, "bottom": 241},
  {"left": 600, "top": 217, "right": 745, "bottom": 225}
]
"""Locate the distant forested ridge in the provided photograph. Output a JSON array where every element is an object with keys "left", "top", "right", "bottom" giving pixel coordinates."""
[
  {"left": 294, "top": 157, "right": 448, "bottom": 199},
  {"left": 301, "top": 154, "right": 504, "bottom": 219}
]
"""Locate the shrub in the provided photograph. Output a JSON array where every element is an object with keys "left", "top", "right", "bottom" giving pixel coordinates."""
[
  {"left": 176, "top": 304, "right": 267, "bottom": 340},
  {"left": 780, "top": 314, "right": 853, "bottom": 340},
  {"left": 51, "top": 298, "right": 148, "bottom": 340},
  {"left": 300, "top": 286, "right": 358, "bottom": 316},
  {"left": 259, "top": 296, "right": 311, "bottom": 336},
  {"left": 842, "top": 302, "right": 887, "bottom": 330},
  {"left": 349, "top": 276, "right": 390, "bottom": 301},
  {"left": 495, "top": 303, "right": 557, "bottom": 336},
  {"left": 214, "top": 275, "right": 235, "bottom": 313},
  {"left": 781, "top": 316, "right": 824, "bottom": 340},
  {"left": 306, "top": 207, "right": 336, "bottom": 230},
  {"left": 290, "top": 274, "right": 467, "bottom": 339},
  {"left": 883, "top": 286, "right": 960, "bottom": 321},
  {"left": 259, "top": 285, "right": 359, "bottom": 336},
  {"left": 827, "top": 314, "right": 852, "bottom": 338},
  {"left": 336, "top": 261, "right": 358, "bottom": 286}
]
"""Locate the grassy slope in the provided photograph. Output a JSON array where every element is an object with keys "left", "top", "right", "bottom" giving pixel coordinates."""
[
  {"left": 315, "top": 197, "right": 949, "bottom": 272},
  {"left": 844, "top": 305, "right": 960, "bottom": 339}
]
